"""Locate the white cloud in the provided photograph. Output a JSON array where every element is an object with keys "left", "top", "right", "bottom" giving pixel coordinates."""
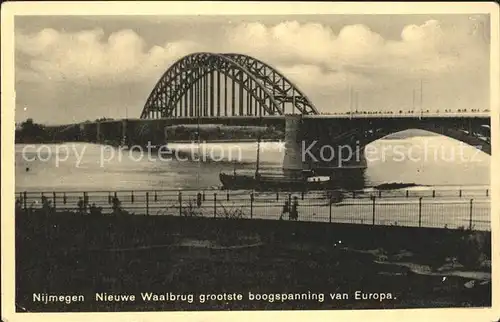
[
  {"left": 15, "top": 18, "right": 489, "bottom": 120},
  {"left": 225, "top": 19, "right": 486, "bottom": 79},
  {"left": 16, "top": 28, "right": 202, "bottom": 84},
  {"left": 17, "top": 19, "right": 487, "bottom": 85},
  {"left": 276, "top": 64, "right": 373, "bottom": 93}
]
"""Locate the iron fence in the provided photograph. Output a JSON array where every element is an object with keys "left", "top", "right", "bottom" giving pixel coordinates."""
[
  {"left": 16, "top": 188, "right": 491, "bottom": 231},
  {"left": 16, "top": 186, "right": 490, "bottom": 203}
]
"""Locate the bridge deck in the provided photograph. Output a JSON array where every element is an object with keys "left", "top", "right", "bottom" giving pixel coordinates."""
[{"left": 92, "top": 113, "right": 490, "bottom": 124}]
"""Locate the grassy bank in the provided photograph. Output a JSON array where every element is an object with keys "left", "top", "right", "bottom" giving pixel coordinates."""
[{"left": 15, "top": 210, "right": 491, "bottom": 312}]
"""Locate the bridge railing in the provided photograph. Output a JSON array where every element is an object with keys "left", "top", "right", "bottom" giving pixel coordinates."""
[
  {"left": 317, "top": 109, "right": 490, "bottom": 116},
  {"left": 16, "top": 189, "right": 490, "bottom": 231}
]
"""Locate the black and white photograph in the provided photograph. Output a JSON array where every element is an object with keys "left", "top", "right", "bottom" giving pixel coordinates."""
[{"left": 2, "top": 1, "right": 499, "bottom": 320}]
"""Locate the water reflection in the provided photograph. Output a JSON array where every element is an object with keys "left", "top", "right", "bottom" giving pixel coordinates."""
[{"left": 15, "top": 135, "right": 489, "bottom": 192}]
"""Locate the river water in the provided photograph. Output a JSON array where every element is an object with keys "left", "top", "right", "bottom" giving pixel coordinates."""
[{"left": 15, "top": 134, "right": 490, "bottom": 192}]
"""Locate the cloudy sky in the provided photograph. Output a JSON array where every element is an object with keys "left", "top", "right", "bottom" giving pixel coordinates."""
[{"left": 15, "top": 14, "right": 490, "bottom": 124}]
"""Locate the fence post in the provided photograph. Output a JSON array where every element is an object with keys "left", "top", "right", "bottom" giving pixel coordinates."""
[
  {"left": 179, "top": 192, "right": 182, "bottom": 216},
  {"left": 16, "top": 192, "right": 20, "bottom": 212},
  {"left": 155, "top": 190, "right": 158, "bottom": 202},
  {"left": 227, "top": 191, "right": 230, "bottom": 201},
  {"left": 131, "top": 191, "right": 134, "bottom": 203},
  {"left": 63, "top": 192, "right": 67, "bottom": 205},
  {"left": 53, "top": 192, "right": 57, "bottom": 211},
  {"left": 214, "top": 193, "right": 217, "bottom": 218},
  {"left": 108, "top": 193, "right": 111, "bottom": 204},
  {"left": 372, "top": 197, "right": 376, "bottom": 225},
  {"left": 301, "top": 191, "right": 305, "bottom": 200},
  {"left": 146, "top": 192, "right": 149, "bottom": 216},
  {"left": 23, "top": 191, "right": 27, "bottom": 210},
  {"left": 352, "top": 191, "right": 356, "bottom": 199},
  {"left": 329, "top": 199, "right": 332, "bottom": 223},
  {"left": 276, "top": 192, "right": 279, "bottom": 201},
  {"left": 418, "top": 197, "right": 423, "bottom": 228},
  {"left": 83, "top": 192, "right": 88, "bottom": 212},
  {"left": 432, "top": 190, "right": 435, "bottom": 198},
  {"left": 203, "top": 191, "right": 206, "bottom": 201},
  {"left": 288, "top": 193, "right": 292, "bottom": 208},
  {"left": 378, "top": 190, "right": 382, "bottom": 198},
  {"left": 406, "top": 190, "right": 409, "bottom": 198},
  {"left": 486, "top": 189, "right": 489, "bottom": 197},
  {"left": 459, "top": 189, "right": 462, "bottom": 198},
  {"left": 469, "top": 199, "right": 473, "bottom": 230},
  {"left": 250, "top": 193, "right": 254, "bottom": 219}
]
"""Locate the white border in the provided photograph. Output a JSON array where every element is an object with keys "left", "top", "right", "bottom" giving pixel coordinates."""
[{"left": 2, "top": 2, "right": 499, "bottom": 321}]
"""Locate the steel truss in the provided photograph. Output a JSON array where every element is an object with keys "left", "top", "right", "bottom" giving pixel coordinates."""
[{"left": 141, "top": 52, "right": 319, "bottom": 119}]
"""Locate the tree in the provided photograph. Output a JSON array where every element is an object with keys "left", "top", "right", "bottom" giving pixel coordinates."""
[
  {"left": 17, "top": 118, "right": 47, "bottom": 143},
  {"left": 21, "top": 118, "right": 34, "bottom": 131}
]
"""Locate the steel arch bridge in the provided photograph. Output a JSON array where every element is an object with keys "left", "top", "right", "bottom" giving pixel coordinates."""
[{"left": 141, "top": 52, "right": 319, "bottom": 119}]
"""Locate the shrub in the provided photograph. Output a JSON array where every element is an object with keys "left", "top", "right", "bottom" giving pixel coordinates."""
[
  {"left": 181, "top": 200, "right": 202, "bottom": 217},
  {"left": 217, "top": 203, "right": 246, "bottom": 219},
  {"left": 455, "top": 230, "right": 490, "bottom": 269}
]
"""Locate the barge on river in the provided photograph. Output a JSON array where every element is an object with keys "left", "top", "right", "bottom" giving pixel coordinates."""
[{"left": 219, "top": 171, "right": 332, "bottom": 191}]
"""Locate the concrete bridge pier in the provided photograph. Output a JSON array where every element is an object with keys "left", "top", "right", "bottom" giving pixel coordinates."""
[
  {"left": 124, "top": 119, "right": 171, "bottom": 147},
  {"left": 282, "top": 115, "right": 304, "bottom": 178},
  {"left": 295, "top": 117, "right": 368, "bottom": 189},
  {"left": 121, "top": 119, "right": 129, "bottom": 147},
  {"left": 96, "top": 121, "right": 102, "bottom": 143}
]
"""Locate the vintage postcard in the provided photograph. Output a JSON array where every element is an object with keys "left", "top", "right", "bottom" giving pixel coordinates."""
[{"left": 1, "top": 1, "right": 499, "bottom": 321}]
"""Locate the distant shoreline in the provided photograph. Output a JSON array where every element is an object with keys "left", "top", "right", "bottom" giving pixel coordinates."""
[
  {"left": 167, "top": 139, "right": 279, "bottom": 144},
  {"left": 14, "top": 138, "right": 281, "bottom": 145}
]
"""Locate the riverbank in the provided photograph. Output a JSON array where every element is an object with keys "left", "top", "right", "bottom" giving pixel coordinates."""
[
  {"left": 15, "top": 210, "right": 491, "bottom": 311},
  {"left": 15, "top": 121, "right": 285, "bottom": 145}
]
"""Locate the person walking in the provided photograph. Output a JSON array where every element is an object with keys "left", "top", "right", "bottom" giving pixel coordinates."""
[
  {"left": 290, "top": 196, "right": 299, "bottom": 221},
  {"left": 196, "top": 192, "right": 202, "bottom": 208},
  {"left": 279, "top": 200, "right": 290, "bottom": 220}
]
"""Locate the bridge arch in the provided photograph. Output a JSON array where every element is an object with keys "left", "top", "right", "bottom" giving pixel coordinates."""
[
  {"left": 141, "top": 52, "right": 319, "bottom": 119},
  {"left": 299, "top": 117, "right": 491, "bottom": 171},
  {"left": 355, "top": 123, "right": 491, "bottom": 156},
  {"left": 344, "top": 124, "right": 489, "bottom": 155}
]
